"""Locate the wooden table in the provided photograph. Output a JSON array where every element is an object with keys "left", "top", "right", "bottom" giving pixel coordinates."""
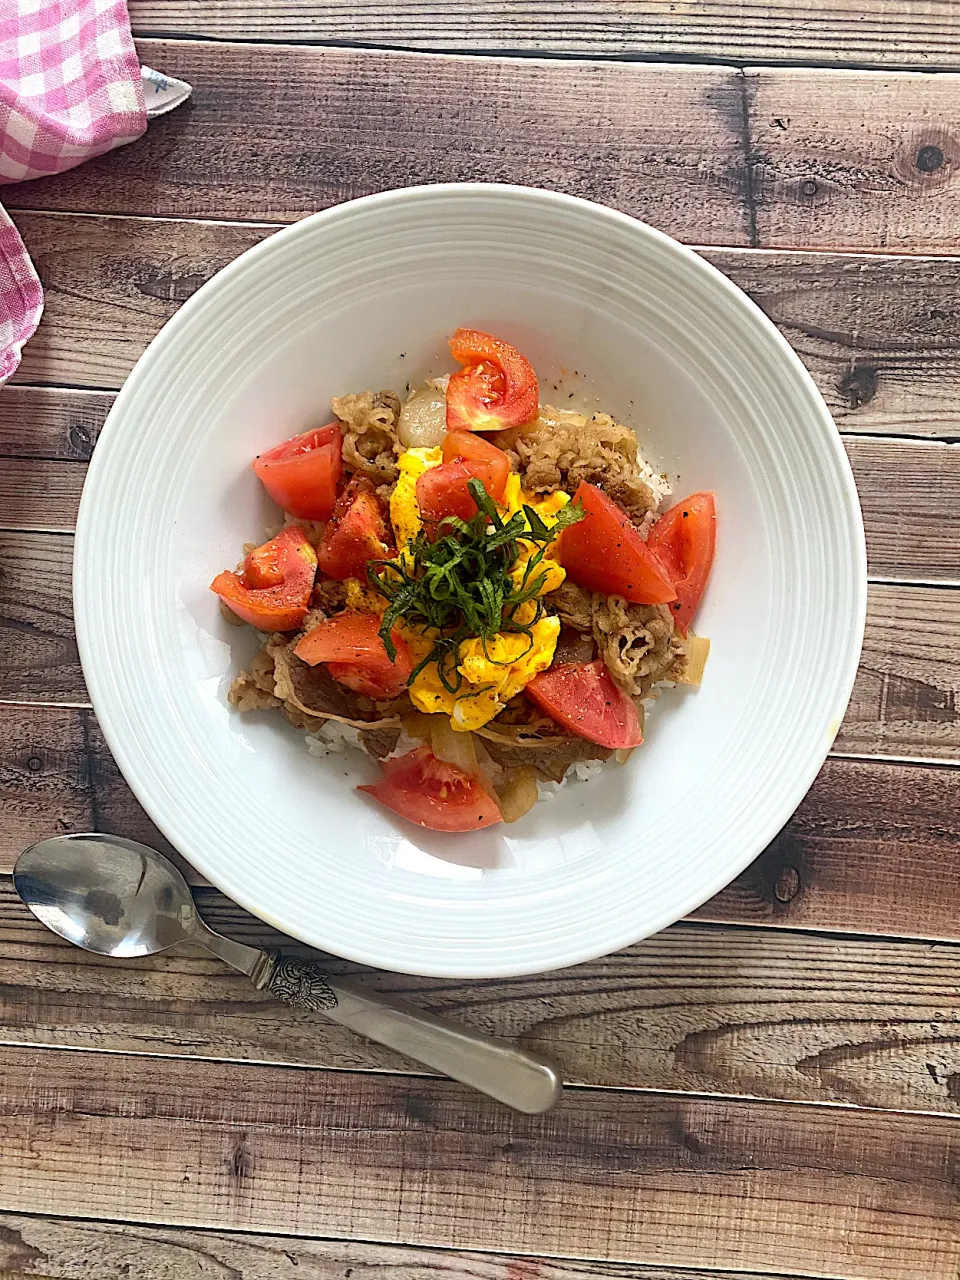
[{"left": 2, "top": 4, "right": 960, "bottom": 1277}]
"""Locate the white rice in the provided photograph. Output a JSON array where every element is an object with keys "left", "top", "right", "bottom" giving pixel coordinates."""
[
  {"left": 305, "top": 720, "right": 365, "bottom": 757},
  {"left": 537, "top": 756, "right": 608, "bottom": 802},
  {"left": 305, "top": 723, "right": 419, "bottom": 760},
  {"left": 637, "top": 455, "right": 673, "bottom": 508}
]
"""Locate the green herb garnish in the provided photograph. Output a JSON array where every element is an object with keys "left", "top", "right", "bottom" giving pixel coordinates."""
[{"left": 367, "top": 480, "right": 585, "bottom": 692}]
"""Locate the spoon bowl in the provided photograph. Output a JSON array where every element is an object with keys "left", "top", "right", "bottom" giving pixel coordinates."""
[{"left": 14, "top": 833, "right": 196, "bottom": 958}]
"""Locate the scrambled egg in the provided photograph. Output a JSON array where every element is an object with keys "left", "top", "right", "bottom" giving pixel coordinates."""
[
  {"left": 390, "top": 446, "right": 442, "bottom": 553},
  {"left": 374, "top": 448, "right": 570, "bottom": 731}
]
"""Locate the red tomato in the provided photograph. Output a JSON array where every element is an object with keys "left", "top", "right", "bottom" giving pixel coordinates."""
[
  {"left": 648, "top": 492, "right": 717, "bottom": 635},
  {"left": 294, "top": 610, "right": 413, "bottom": 699},
  {"left": 316, "top": 477, "right": 393, "bottom": 580},
  {"left": 446, "top": 328, "right": 538, "bottom": 432},
  {"left": 526, "top": 660, "right": 644, "bottom": 750},
  {"left": 442, "top": 430, "right": 511, "bottom": 495},
  {"left": 558, "top": 482, "right": 677, "bottom": 605},
  {"left": 416, "top": 433, "right": 511, "bottom": 526},
  {"left": 253, "top": 424, "right": 342, "bottom": 520},
  {"left": 358, "top": 746, "right": 503, "bottom": 831},
  {"left": 210, "top": 526, "right": 317, "bottom": 631}
]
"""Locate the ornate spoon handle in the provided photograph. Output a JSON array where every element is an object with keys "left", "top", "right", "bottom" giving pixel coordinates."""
[{"left": 256, "top": 951, "right": 562, "bottom": 1114}]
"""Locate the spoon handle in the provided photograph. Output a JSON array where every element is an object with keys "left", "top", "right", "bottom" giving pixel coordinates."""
[{"left": 256, "top": 952, "right": 562, "bottom": 1114}]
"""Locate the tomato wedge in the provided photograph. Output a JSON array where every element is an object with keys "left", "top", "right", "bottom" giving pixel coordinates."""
[
  {"left": 416, "top": 432, "right": 511, "bottom": 525},
  {"left": 358, "top": 746, "right": 503, "bottom": 831},
  {"left": 648, "top": 492, "right": 717, "bottom": 635},
  {"left": 211, "top": 526, "right": 317, "bottom": 631},
  {"left": 442, "top": 428, "right": 512, "bottom": 489},
  {"left": 316, "top": 477, "right": 394, "bottom": 580},
  {"left": 446, "top": 328, "right": 538, "bottom": 432},
  {"left": 253, "top": 423, "right": 342, "bottom": 520},
  {"left": 558, "top": 482, "right": 677, "bottom": 605},
  {"left": 294, "top": 610, "right": 413, "bottom": 699},
  {"left": 526, "top": 659, "right": 644, "bottom": 750}
]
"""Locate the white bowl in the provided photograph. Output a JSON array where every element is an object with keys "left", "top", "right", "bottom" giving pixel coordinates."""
[{"left": 74, "top": 184, "right": 866, "bottom": 978}]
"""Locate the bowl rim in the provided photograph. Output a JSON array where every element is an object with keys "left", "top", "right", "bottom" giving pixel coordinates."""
[{"left": 75, "top": 182, "right": 867, "bottom": 976}]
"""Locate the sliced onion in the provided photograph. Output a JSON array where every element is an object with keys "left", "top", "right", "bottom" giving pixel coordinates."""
[
  {"left": 401, "top": 711, "right": 435, "bottom": 743},
  {"left": 678, "top": 634, "right": 711, "bottom": 686},
  {"left": 496, "top": 766, "right": 540, "bottom": 824},
  {"left": 398, "top": 384, "right": 448, "bottom": 448},
  {"left": 429, "top": 716, "right": 479, "bottom": 774}
]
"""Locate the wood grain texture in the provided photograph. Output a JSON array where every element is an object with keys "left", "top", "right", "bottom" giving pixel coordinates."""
[
  {"left": 6, "top": 876, "right": 960, "bottom": 1114},
  {"left": 0, "top": 460, "right": 85, "bottom": 533},
  {"left": 3, "top": 702, "right": 960, "bottom": 939},
  {"left": 837, "top": 584, "right": 960, "bottom": 758},
  {"left": 0, "top": 1213, "right": 801, "bottom": 1280},
  {"left": 2, "top": 44, "right": 750, "bottom": 242},
  {"left": 126, "top": 0, "right": 960, "bottom": 71},
  {"left": 11, "top": 213, "right": 960, "bottom": 440},
  {"left": 0, "top": 533, "right": 81, "bottom": 703},
  {"left": 12, "top": 212, "right": 269, "bottom": 389},
  {"left": 1, "top": 1046, "right": 957, "bottom": 1279},
  {"left": 0, "top": 702, "right": 182, "bottom": 877},
  {"left": 0, "top": 385, "right": 112, "bottom": 459},
  {"left": 0, "top": 704, "right": 92, "bottom": 854},
  {"left": 705, "top": 248, "right": 960, "bottom": 437},
  {"left": 3, "top": 45, "right": 960, "bottom": 254},
  {"left": 696, "top": 756, "right": 960, "bottom": 938},
  {"left": 747, "top": 67, "right": 960, "bottom": 252},
  {"left": 846, "top": 439, "right": 960, "bottom": 583}
]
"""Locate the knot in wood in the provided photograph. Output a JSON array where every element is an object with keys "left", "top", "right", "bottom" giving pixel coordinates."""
[
  {"left": 773, "top": 865, "right": 801, "bottom": 903},
  {"left": 916, "top": 145, "right": 945, "bottom": 174}
]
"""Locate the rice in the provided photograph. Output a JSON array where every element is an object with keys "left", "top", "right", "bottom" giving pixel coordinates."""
[
  {"left": 538, "top": 755, "right": 609, "bottom": 801},
  {"left": 635, "top": 454, "right": 673, "bottom": 508},
  {"left": 305, "top": 720, "right": 365, "bottom": 756},
  {"left": 306, "top": 724, "right": 418, "bottom": 761}
]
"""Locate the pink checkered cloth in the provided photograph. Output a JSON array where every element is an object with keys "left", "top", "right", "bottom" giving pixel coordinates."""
[{"left": 0, "top": 0, "right": 190, "bottom": 383}]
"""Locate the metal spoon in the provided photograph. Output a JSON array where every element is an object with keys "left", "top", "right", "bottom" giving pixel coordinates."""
[{"left": 13, "top": 833, "right": 562, "bottom": 1114}]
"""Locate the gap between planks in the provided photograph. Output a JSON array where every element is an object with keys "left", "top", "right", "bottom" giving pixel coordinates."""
[
  {"left": 3, "top": 706, "right": 960, "bottom": 944},
  {"left": 7, "top": 213, "right": 960, "bottom": 439},
  {"left": 6, "top": 875, "right": 960, "bottom": 1117},
  {"left": 123, "top": 0, "right": 960, "bottom": 75},
  {"left": 1, "top": 1044, "right": 957, "bottom": 1279},
  {"left": 2, "top": 43, "right": 960, "bottom": 255},
  {"left": 0, "top": 1208, "right": 827, "bottom": 1280}
]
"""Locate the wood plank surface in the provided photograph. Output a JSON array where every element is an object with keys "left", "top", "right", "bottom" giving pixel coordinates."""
[
  {"left": 5, "top": 877, "right": 960, "bottom": 1114},
  {"left": 3, "top": 700, "right": 960, "bottom": 940},
  {"left": 12, "top": 213, "right": 269, "bottom": 389},
  {"left": 847, "top": 438, "right": 960, "bottom": 583},
  {"left": 838, "top": 584, "right": 960, "bottom": 758},
  {"left": 0, "top": 533, "right": 80, "bottom": 704},
  {"left": 697, "top": 755, "right": 960, "bottom": 938},
  {"left": 747, "top": 67, "right": 960, "bottom": 253},
  {"left": 0, "top": 702, "right": 180, "bottom": 876},
  {"left": 1, "top": 1046, "right": 956, "bottom": 1280},
  {"left": 127, "top": 0, "right": 960, "bottom": 71},
  {"left": 3, "top": 44, "right": 960, "bottom": 254},
  {"left": 3, "top": 11, "right": 960, "bottom": 1277},
  {"left": 2, "top": 45, "right": 751, "bottom": 243},
  {"left": 705, "top": 248, "right": 960, "bottom": 438},
  {"left": 11, "top": 213, "right": 960, "bottom": 439},
  {"left": 0, "top": 385, "right": 111, "bottom": 460},
  {"left": 0, "top": 1213, "right": 801, "bottom": 1280}
]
